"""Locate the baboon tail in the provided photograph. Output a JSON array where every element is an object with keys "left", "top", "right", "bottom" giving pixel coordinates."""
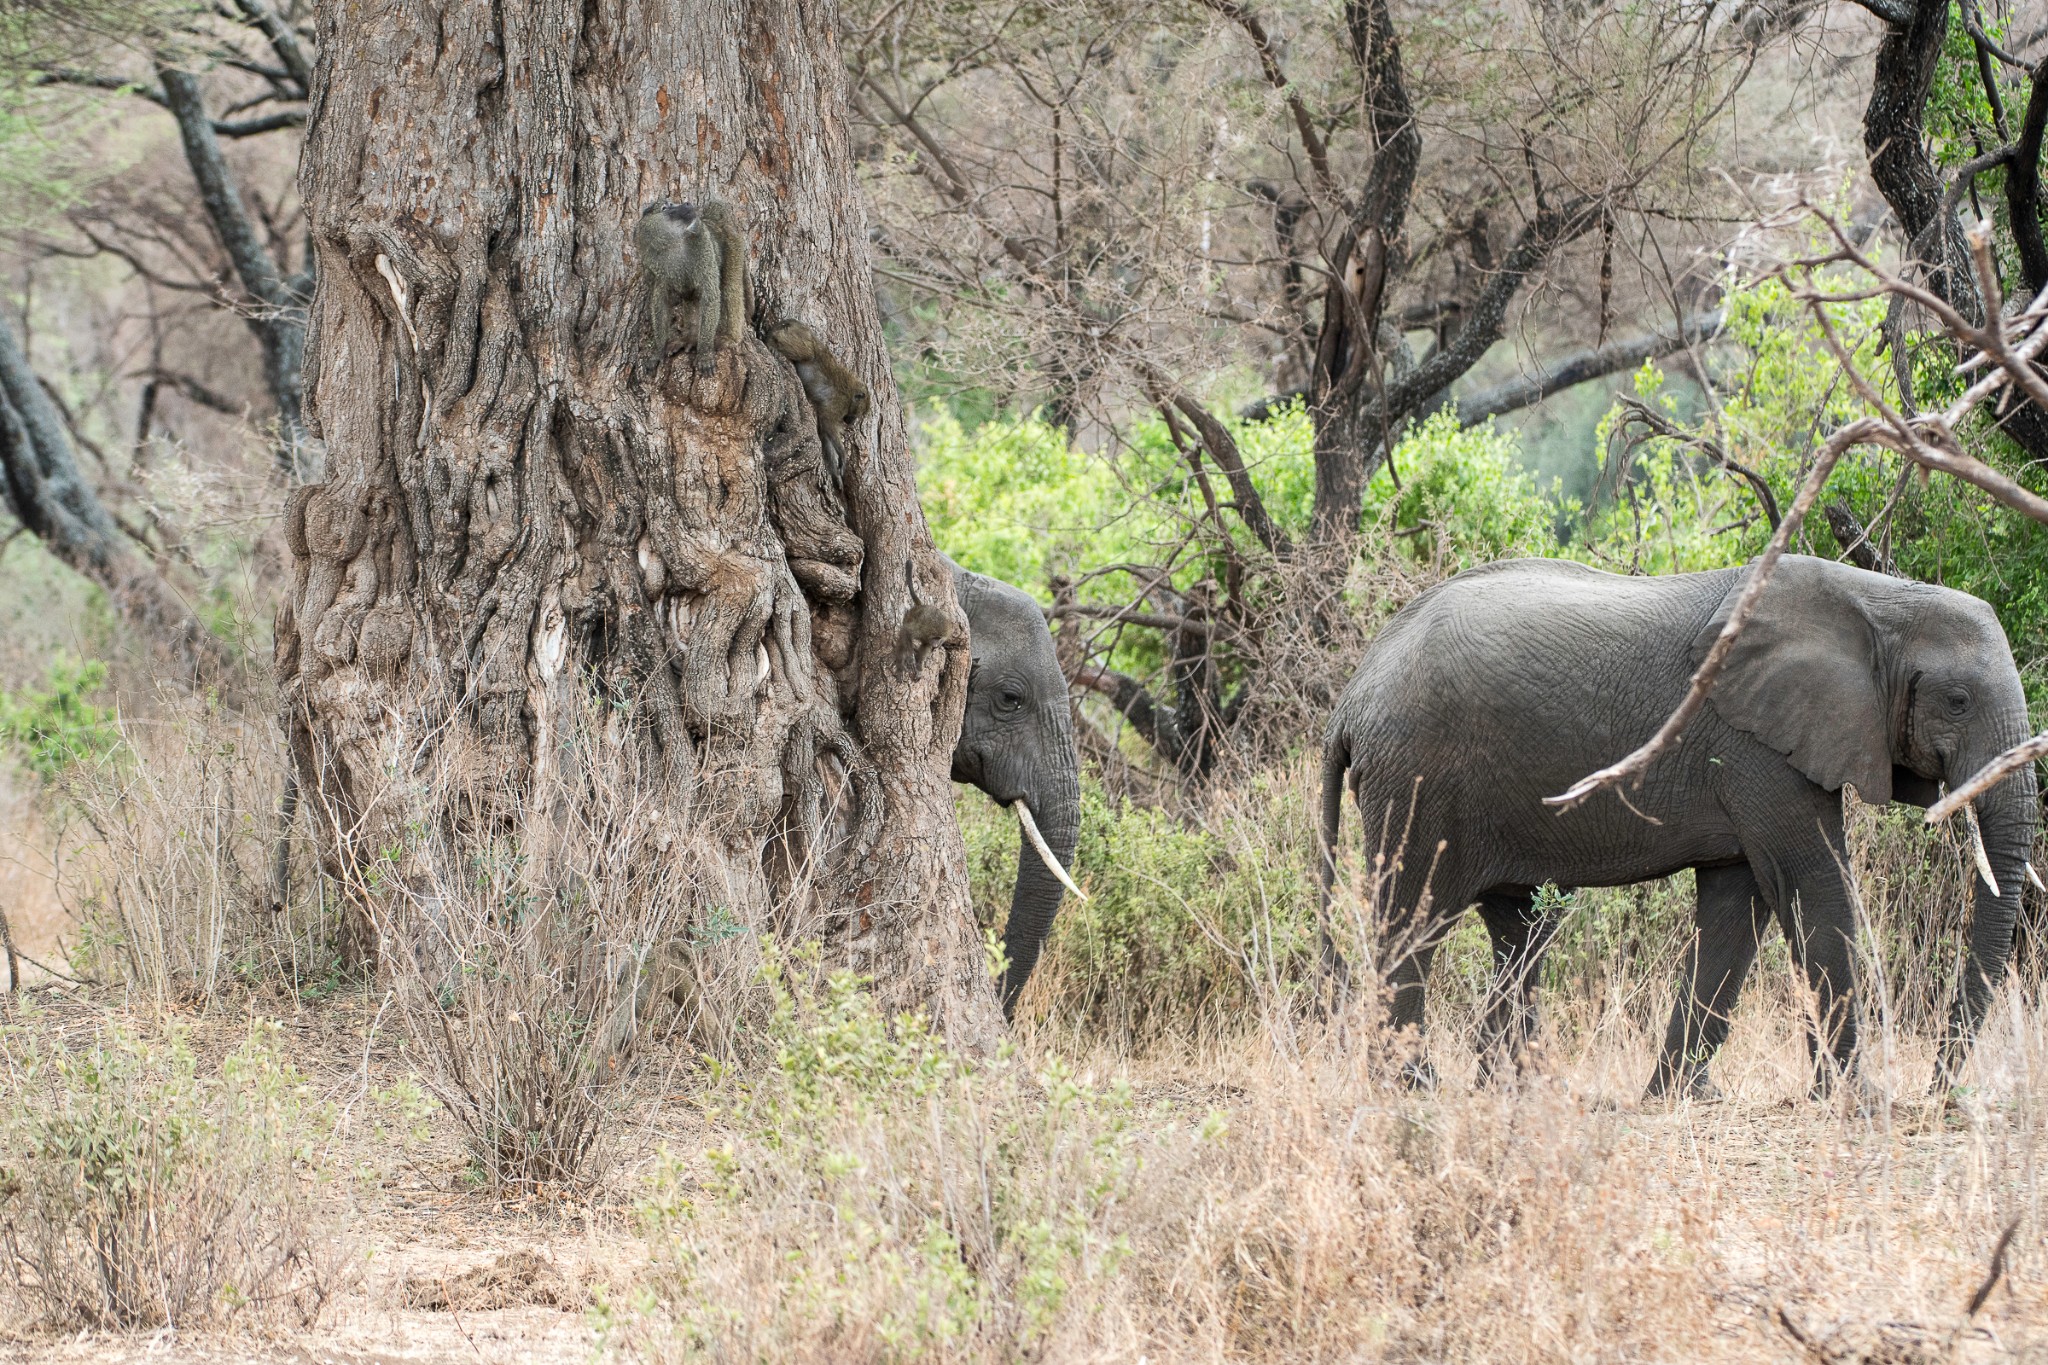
[{"left": 1317, "top": 735, "right": 1350, "bottom": 967}]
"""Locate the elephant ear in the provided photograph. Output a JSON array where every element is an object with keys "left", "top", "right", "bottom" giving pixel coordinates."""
[{"left": 1694, "top": 555, "right": 1892, "bottom": 805}]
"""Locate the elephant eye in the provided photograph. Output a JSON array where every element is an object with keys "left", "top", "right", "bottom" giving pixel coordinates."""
[
  {"left": 1945, "top": 689, "right": 1971, "bottom": 717},
  {"left": 997, "top": 687, "right": 1025, "bottom": 714}
]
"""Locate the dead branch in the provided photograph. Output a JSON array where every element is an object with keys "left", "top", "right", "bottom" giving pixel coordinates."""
[
  {"left": 1611, "top": 394, "right": 1780, "bottom": 528},
  {"left": 1546, "top": 416, "right": 1882, "bottom": 810},
  {"left": 1457, "top": 309, "right": 1725, "bottom": 425},
  {"left": 1928, "top": 735, "right": 2048, "bottom": 822},
  {"left": 1551, "top": 210, "right": 2048, "bottom": 809}
]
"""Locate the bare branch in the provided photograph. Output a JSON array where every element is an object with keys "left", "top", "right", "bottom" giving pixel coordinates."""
[
  {"left": 1049, "top": 602, "right": 1210, "bottom": 635},
  {"left": 1824, "top": 500, "right": 1896, "bottom": 574},
  {"left": 230, "top": 0, "right": 315, "bottom": 89},
  {"left": 2010, "top": 62, "right": 2048, "bottom": 294},
  {"left": 1846, "top": 0, "right": 1914, "bottom": 25},
  {"left": 1457, "top": 309, "right": 1724, "bottom": 425},
  {"left": 1147, "top": 373, "right": 1291, "bottom": 558},
  {"left": 1929, "top": 736, "right": 2048, "bottom": 821},
  {"left": 212, "top": 108, "right": 307, "bottom": 137},
  {"left": 1547, "top": 416, "right": 1883, "bottom": 810},
  {"left": 1201, "top": 0, "right": 1338, "bottom": 203},
  {"left": 1611, "top": 395, "right": 1780, "bottom": 529},
  {"left": 1553, "top": 214, "right": 2048, "bottom": 810}
]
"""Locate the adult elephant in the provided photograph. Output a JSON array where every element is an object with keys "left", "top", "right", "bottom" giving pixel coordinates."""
[
  {"left": 945, "top": 558, "right": 1084, "bottom": 1017},
  {"left": 1317, "top": 555, "right": 2036, "bottom": 1098}
]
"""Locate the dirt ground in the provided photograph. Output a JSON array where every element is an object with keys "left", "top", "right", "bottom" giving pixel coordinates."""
[{"left": 0, "top": 984, "right": 2036, "bottom": 1362}]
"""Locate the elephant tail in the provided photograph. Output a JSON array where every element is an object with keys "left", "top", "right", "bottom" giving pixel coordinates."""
[{"left": 1317, "top": 735, "right": 1351, "bottom": 993}]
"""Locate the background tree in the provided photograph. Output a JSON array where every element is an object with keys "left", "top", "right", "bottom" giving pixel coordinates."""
[{"left": 849, "top": 0, "right": 1800, "bottom": 783}]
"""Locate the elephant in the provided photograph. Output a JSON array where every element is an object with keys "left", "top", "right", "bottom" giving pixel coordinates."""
[
  {"left": 946, "top": 558, "right": 1084, "bottom": 1016},
  {"left": 1316, "top": 554, "right": 2036, "bottom": 1099}
]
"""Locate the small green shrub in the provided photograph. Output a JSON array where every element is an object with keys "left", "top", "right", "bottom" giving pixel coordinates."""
[
  {"left": 0, "top": 1019, "right": 343, "bottom": 1331},
  {"left": 610, "top": 951, "right": 1136, "bottom": 1360},
  {"left": 961, "top": 772, "right": 1317, "bottom": 1046},
  {"left": 0, "top": 656, "right": 116, "bottom": 783}
]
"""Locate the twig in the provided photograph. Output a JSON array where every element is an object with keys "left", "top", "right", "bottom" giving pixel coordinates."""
[
  {"left": 1927, "top": 733, "right": 2048, "bottom": 821},
  {"left": 1612, "top": 396, "right": 1781, "bottom": 528},
  {"left": 1966, "top": 1214, "right": 2022, "bottom": 1317}
]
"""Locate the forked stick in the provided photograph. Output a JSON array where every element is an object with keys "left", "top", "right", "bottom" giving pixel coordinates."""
[{"left": 1550, "top": 209, "right": 2048, "bottom": 811}]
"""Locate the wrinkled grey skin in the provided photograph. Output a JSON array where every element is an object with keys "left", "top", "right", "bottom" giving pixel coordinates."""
[
  {"left": 947, "top": 558, "right": 1082, "bottom": 1017},
  {"left": 1319, "top": 555, "right": 2035, "bottom": 1098}
]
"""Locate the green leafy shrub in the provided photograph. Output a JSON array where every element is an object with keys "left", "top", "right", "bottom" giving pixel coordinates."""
[
  {"left": 0, "top": 656, "right": 116, "bottom": 783},
  {"left": 0, "top": 1019, "right": 344, "bottom": 1331},
  {"left": 610, "top": 952, "right": 1137, "bottom": 1360},
  {"left": 960, "top": 771, "right": 1318, "bottom": 1045},
  {"left": 1371, "top": 411, "right": 1565, "bottom": 565}
]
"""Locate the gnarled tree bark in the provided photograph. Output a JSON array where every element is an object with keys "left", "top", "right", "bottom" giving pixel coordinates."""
[{"left": 280, "top": 0, "right": 1001, "bottom": 1045}]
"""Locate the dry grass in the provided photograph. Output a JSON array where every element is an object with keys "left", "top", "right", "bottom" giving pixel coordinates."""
[
  {"left": 0, "top": 1015, "right": 346, "bottom": 1333},
  {"left": 0, "top": 707, "right": 2042, "bottom": 1359}
]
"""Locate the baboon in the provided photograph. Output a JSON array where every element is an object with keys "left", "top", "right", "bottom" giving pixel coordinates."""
[
  {"left": 767, "top": 318, "right": 871, "bottom": 483},
  {"left": 635, "top": 197, "right": 748, "bottom": 374}
]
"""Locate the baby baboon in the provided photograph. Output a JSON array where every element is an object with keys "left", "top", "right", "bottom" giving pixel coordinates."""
[
  {"left": 893, "top": 601, "right": 950, "bottom": 674},
  {"left": 635, "top": 197, "right": 748, "bottom": 375},
  {"left": 766, "top": 318, "right": 871, "bottom": 483}
]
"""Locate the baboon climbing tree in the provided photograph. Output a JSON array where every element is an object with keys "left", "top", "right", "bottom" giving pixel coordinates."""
[{"left": 278, "top": 0, "right": 1001, "bottom": 1044}]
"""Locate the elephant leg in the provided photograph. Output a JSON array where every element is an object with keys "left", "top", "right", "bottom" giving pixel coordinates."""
[
  {"left": 1648, "top": 862, "right": 1771, "bottom": 1102},
  {"left": 1475, "top": 891, "right": 1555, "bottom": 1085},
  {"left": 1380, "top": 857, "right": 1474, "bottom": 1091},
  {"left": 1774, "top": 873, "right": 1861, "bottom": 1097},
  {"left": 1742, "top": 796, "right": 1862, "bottom": 1096}
]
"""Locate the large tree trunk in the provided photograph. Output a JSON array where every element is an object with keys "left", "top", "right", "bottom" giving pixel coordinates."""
[{"left": 279, "top": 0, "right": 1002, "bottom": 1045}]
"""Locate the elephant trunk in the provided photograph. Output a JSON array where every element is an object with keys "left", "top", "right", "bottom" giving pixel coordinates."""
[
  {"left": 1939, "top": 754, "right": 2039, "bottom": 1087},
  {"left": 998, "top": 703, "right": 1082, "bottom": 1018}
]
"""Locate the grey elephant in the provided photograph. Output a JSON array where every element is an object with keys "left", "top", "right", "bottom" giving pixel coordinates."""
[
  {"left": 1317, "top": 555, "right": 2036, "bottom": 1098},
  {"left": 946, "top": 558, "right": 1084, "bottom": 1016}
]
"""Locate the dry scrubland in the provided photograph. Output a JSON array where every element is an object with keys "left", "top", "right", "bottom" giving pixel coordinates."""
[{"left": 0, "top": 678, "right": 2035, "bottom": 1365}]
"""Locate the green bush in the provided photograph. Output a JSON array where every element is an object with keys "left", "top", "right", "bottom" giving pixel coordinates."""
[
  {"left": 1371, "top": 411, "right": 1565, "bottom": 565},
  {"left": 0, "top": 656, "right": 117, "bottom": 783},
  {"left": 0, "top": 1019, "right": 343, "bottom": 1330},
  {"left": 960, "top": 773, "right": 1318, "bottom": 1045},
  {"left": 609, "top": 952, "right": 1138, "bottom": 1359}
]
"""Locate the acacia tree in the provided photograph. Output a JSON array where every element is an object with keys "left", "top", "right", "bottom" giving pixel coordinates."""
[
  {"left": 847, "top": 0, "right": 1794, "bottom": 785},
  {"left": 279, "top": 0, "right": 1000, "bottom": 1043}
]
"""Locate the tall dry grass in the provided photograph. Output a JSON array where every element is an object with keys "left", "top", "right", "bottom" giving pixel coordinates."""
[
  {"left": 609, "top": 760, "right": 2048, "bottom": 1362},
  {"left": 6, "top": 660, "right": 2043, "bottom": 1359},
  {"left": 61, "top": 692, "right": 338, "bottom": 1005}
]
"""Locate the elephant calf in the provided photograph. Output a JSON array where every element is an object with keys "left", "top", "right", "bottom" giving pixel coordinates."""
[{"left": 1318, "top": 555, "right": 2035, "bottom": 1098}]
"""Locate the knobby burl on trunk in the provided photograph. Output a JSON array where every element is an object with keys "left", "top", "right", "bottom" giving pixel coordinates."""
[{"left": 275, "top": 0, "right": 1003, "bottom": 1043}]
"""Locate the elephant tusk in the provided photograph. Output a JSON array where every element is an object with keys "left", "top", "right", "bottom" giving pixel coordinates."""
[
  {"left": 2031, "top": 861, "right": 2046, "bottom": 893},
  {"left": 1014, "top": 801, "right": 1087, "bottom": 902},
  {"left": 1962, "top": 801, "right": 2002, "bottom": 898}
]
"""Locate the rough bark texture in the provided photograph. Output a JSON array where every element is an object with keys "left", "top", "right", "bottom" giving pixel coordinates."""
[
  {"left": 281, "top": 0, "right": 1001, "bottom": 1044},
  {"left": 1305, "top": 0, "right": 1418, "bottom": 548}
]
